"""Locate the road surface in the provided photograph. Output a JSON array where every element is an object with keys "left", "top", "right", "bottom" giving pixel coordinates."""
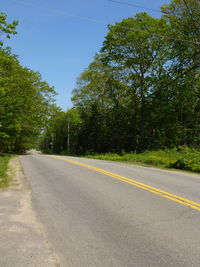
[{"left": 20, "top": 154, "right": 200, "bottom": 267}]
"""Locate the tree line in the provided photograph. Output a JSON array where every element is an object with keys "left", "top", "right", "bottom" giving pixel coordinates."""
[
  {"left": 0, "top": 13, "right": 56, "bottom": 153},
  {"left": 40, "top": 0, "right": 200, "bottom": 155}
]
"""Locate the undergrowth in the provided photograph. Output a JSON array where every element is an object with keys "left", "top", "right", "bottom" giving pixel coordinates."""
[
  {"left": 0, "top": 155, "right": 12, "bottom": 187},
  {"left": 84, "top": 146, "right": 200, "bottom": 173}
]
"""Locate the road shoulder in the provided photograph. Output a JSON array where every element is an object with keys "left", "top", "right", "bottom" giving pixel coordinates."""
[{"left": 0, "top": 156, "right": 60, "bottom": 267}]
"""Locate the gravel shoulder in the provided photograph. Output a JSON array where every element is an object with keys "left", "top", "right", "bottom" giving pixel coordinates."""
[{"left": 0, "top": 156, "right": 60, "bottom": 267}]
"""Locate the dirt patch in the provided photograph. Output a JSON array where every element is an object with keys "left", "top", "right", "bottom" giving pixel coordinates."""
[
  {"left": 8, "top": 157, "right": 30, "bottom": 192},
  {"left": 0, "top": 157, "right": 60, "bottom": 267}
]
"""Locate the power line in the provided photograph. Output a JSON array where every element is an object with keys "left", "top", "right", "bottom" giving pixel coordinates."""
[
  {"left": 10, "top": 0, "right": 106, "bottom": 24},
  {"left": 107, "top": 0, "right": 200, "bottom": 46},
  {"left": 9, "top": 0, "right": 200, "bottom": 46},
  {"left": 107, "top": 0, "right": 168, "bottom": 14}
]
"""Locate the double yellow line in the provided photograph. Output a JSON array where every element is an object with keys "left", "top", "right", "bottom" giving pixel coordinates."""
[{"left": 48, "top": 155, "right": 200, "bottom": 212}]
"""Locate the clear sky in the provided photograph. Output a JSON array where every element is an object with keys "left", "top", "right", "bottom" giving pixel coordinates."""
[{"left": 1, "top": 0, "right": 169, "bottom": 110}]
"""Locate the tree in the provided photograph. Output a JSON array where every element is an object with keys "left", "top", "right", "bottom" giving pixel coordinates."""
[
  {"left": 159, "top": 0, "right": 200, "bottom": 147},
  {"left": 0, "top": 12, "right": 18, "bottom": 46},
  {"left": 39, "top": 108, "right": 82, "bottom": 154},
  {"left": 72, "top": 55, "right": 132, "bottom": 153},
  {"left": 0, "top": 49, "right": 56, "bottom": 152},
  {"left": 41, "top": 0, "right": 200, "bottom": 154},
  {"left": 101, "top": 13, "right": 169, "bottom": 151}
]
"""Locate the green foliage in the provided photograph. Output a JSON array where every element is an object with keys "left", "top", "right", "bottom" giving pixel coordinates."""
[
  {"left": 0, "top": 12, "right": 18, "bottom": 46},
  {"left": 0, "top": 46, "right": 56, "bottom": 153},
  {"left": 69, "top": 0, "right": 200, "bottom": 155},
  {"left": 39, "top": 108, "right": 82, "bottom": 154},
  {"left": 85, "top": 150, "right": 179, "bottom": 167},
  {"left": 85, "top": 147, "right": 200, "bottom": 173},
  {"left": 0, "top": 155, "right": 12, "bottom": 187},
  {"left": 170, "top": 147, "right": 200, "bottom": 172},
  {"left": 0, "top": 12, "right": 56, "bottom": 153},
  {"left": 40, "top": 0, "right": 200, "bottom": 159},
  {"left": 101, "top": 13, "right": 170, "bottom": 151},
  {"left": 171, "top": 157, "right": 200, "bottom": 172}
]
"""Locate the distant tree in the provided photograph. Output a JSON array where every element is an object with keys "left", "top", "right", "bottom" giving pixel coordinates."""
[{"left": 39, "top": 108, "right": 82, "bottom": 154}]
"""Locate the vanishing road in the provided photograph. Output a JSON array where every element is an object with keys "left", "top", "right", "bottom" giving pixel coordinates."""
[{"left": 20, "top": 154, "right": 200, "bottom": 267}]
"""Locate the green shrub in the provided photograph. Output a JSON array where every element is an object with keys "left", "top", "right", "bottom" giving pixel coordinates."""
[{"left": 170, "top": 153, "right": 200, "bottom": 173}]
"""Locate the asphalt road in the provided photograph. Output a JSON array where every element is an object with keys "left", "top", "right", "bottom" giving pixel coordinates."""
[{"left": 20, "top": 154, "right": 200, "bottom": 267}]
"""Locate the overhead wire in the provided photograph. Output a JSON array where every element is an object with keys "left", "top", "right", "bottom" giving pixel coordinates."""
[
  {"left": 107, "top": 0, "right": 200, "bottom": 45},
  {"left": 10, "top": 0, "right": 106, "bottom": 24},
  {"left": 107, "top": 0, "right": 167, "bottom": 14},
  {"left": 3, "top": 0, "right": 199, "bottom": 103},
  {"left": 8, "top": 0, "right": 200, "bottom": 46}
]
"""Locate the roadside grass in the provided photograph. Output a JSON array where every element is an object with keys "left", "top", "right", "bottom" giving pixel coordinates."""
[
  {"left": 0, "top": 155, "right": 12, "bottom": 188},
  {"left": 84, "top": 147, "right": 200, "bottom": 174}
]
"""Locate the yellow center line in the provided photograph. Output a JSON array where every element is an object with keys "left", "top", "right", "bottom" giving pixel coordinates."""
[{"left": 47, "top": 155, "right": 200, "bottom": 211}]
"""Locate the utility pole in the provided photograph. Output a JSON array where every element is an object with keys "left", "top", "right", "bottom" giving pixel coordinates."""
[
  {"left": 51, "top": 133, "right": 54, "bottom": 153},
  {"left": 67, "top": 119, "right": 70, "bottom": 153}
]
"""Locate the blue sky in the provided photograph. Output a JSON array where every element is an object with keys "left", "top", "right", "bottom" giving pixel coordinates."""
[{"left": 1, "top": 0, "right": 169, "bottom": 110}]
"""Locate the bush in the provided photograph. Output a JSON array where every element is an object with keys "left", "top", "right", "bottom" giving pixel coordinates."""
[{"left": 170, "top": 154, "right": 200, "bottom": 173}]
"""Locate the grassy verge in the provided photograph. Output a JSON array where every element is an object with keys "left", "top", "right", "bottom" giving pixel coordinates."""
[
  {"left": 84, "top": 147, "right": 200, "bottom": 174},
  {"left": 42, "top": 146, "right": 200, "bottom": 174},
  {"left": 0, "top": 155, "right": 12, "bottom": 188}
]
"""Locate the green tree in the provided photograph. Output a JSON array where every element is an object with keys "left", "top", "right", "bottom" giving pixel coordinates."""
[
  {"left": 72, "top": 55, "right": 136, "bottom": 153},
  {"left": 39, "top": 108, "right": 82, "bottom": 154},
  {"left": 101, "top": 13, "right": 169, "bottom": 151},
  {"left": 0, "top": 49, "right": 56, "bottom": 152},
  {"left": 158, "top": 0, "right": 200, "bottom": 147},
  {"left": 0, "top": 12, "right": 18, "bottom": 46},
  {"left": 41, "top": 0, "right": 200, "bottom": 154}
]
